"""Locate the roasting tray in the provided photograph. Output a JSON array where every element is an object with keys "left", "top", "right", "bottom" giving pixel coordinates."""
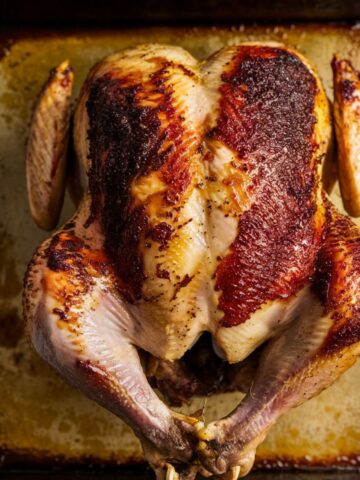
[{"left": 1, "top": 3, "right": 360, "bottom": 478}]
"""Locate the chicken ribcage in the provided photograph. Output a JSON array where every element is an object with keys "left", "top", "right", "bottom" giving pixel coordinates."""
[{"left": 24, "top": 43, "right": 360, "bottom": 479}]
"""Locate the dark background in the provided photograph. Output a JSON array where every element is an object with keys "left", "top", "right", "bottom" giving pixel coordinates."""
[{"left": 0, "top": 0, "right": 359, "bottom": 26}]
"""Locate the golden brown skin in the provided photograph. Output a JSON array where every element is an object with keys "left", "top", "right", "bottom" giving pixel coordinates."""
[
  {"left": 24, "top": 44, "right": 360, "bottom": 480},
  {"left": 26, "top": 60, "right": 74, "bottom": 230},
  {"left": 332, "top": 56, "right": 360, "bottom": 217}
]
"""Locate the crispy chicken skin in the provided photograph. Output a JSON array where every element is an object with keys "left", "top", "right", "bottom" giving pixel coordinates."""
[
  {"left": 26, "top": 60, "right": 74, "bottom": 230},
  {"left": 332, "top": 56, "right": 360, "bottom": 217},
  {"left": 24, "top": 43, "right": 360, "bottom": 479}
]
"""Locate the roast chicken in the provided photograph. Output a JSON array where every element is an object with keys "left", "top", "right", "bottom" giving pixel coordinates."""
[{"left": 24, "top": 43, "right": 360, "bottom": 479}]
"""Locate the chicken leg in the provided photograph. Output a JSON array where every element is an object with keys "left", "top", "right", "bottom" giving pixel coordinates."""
[
  {"left": 197, "top": 203, "right": 360, "bottom": 478},
  {"left": 24, "top": 209, "right": 204, "bottom": 478}
]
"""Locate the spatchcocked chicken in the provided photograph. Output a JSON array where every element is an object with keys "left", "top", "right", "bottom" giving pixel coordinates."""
[{"left": 24, "top": 43, "right": 360, "bottom": 480}]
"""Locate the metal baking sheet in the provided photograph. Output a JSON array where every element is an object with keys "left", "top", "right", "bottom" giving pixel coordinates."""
[{"left": 1, "top": 24, "right": 360, "bottom": 471}]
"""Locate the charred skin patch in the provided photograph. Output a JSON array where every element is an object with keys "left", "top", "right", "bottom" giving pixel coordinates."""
[
  {"left": 149, "top": 222, "right": 174, "bottom": 251},
  {"left": 340, "top": 78, "right": 356, "bottom": 101},
  {"left": 313, "top": 205, "right": 360, "bottom": 354},
  {"left": 171, "top": 274, "right": 193, "bottom": 300},
  {"left": 86, "top": 76, "right": 161, "bottom": 300},
  {"left": 213, "top": 47, "right": 322, "bottom": 327},
  {"left": 45, "top": 232, "right": 111, "bottom": 325},
  {"left": 331, "top": 58, "right": 358, "bottom": 102},
  {"left": 85, "top": 63, "right": 195, "bottom": 301}
]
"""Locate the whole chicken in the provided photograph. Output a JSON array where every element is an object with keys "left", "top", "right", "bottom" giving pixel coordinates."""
[{"left": 24, "top": 42, "right": 360, "bottom": 480}]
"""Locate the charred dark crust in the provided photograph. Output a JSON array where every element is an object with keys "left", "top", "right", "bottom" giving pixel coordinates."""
[
  {"left": 339, "top": 78, "right": 356, "bottom": 101},
  {"left": 213, "top": 46, "right": 322, "bottom": 327},
  {"left": 149, "top": 222, "right": 174, "bottom": 251},
  {"left": 46, "top": 232, "right": 109, "bottom": 276},
  {"left": 45, "top": 232, "right": 111, "bottom": 323},
  {"left": 313, "top": 205, "right": 360, "bottom": 354},
  {"left": 85, "top": 75, "right": 162, "bottom": 299},
  {"left": 332, "top": 57, "right": 360, "bottom": 103},
  {"left": 85, "top": 76, "right": 162, "bottom": 226},
  {"left": 85, "top": 61, "right": 196, "bottom": 300}
]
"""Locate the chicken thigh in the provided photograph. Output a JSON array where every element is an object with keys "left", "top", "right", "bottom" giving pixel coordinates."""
[{"left": 24, "top": 43, "right": 360, "bottom": 479}]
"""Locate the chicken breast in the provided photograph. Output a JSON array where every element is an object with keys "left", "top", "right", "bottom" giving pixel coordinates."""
[{"left": 65, "top": 43, "right": 331, "bottom": 363}]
